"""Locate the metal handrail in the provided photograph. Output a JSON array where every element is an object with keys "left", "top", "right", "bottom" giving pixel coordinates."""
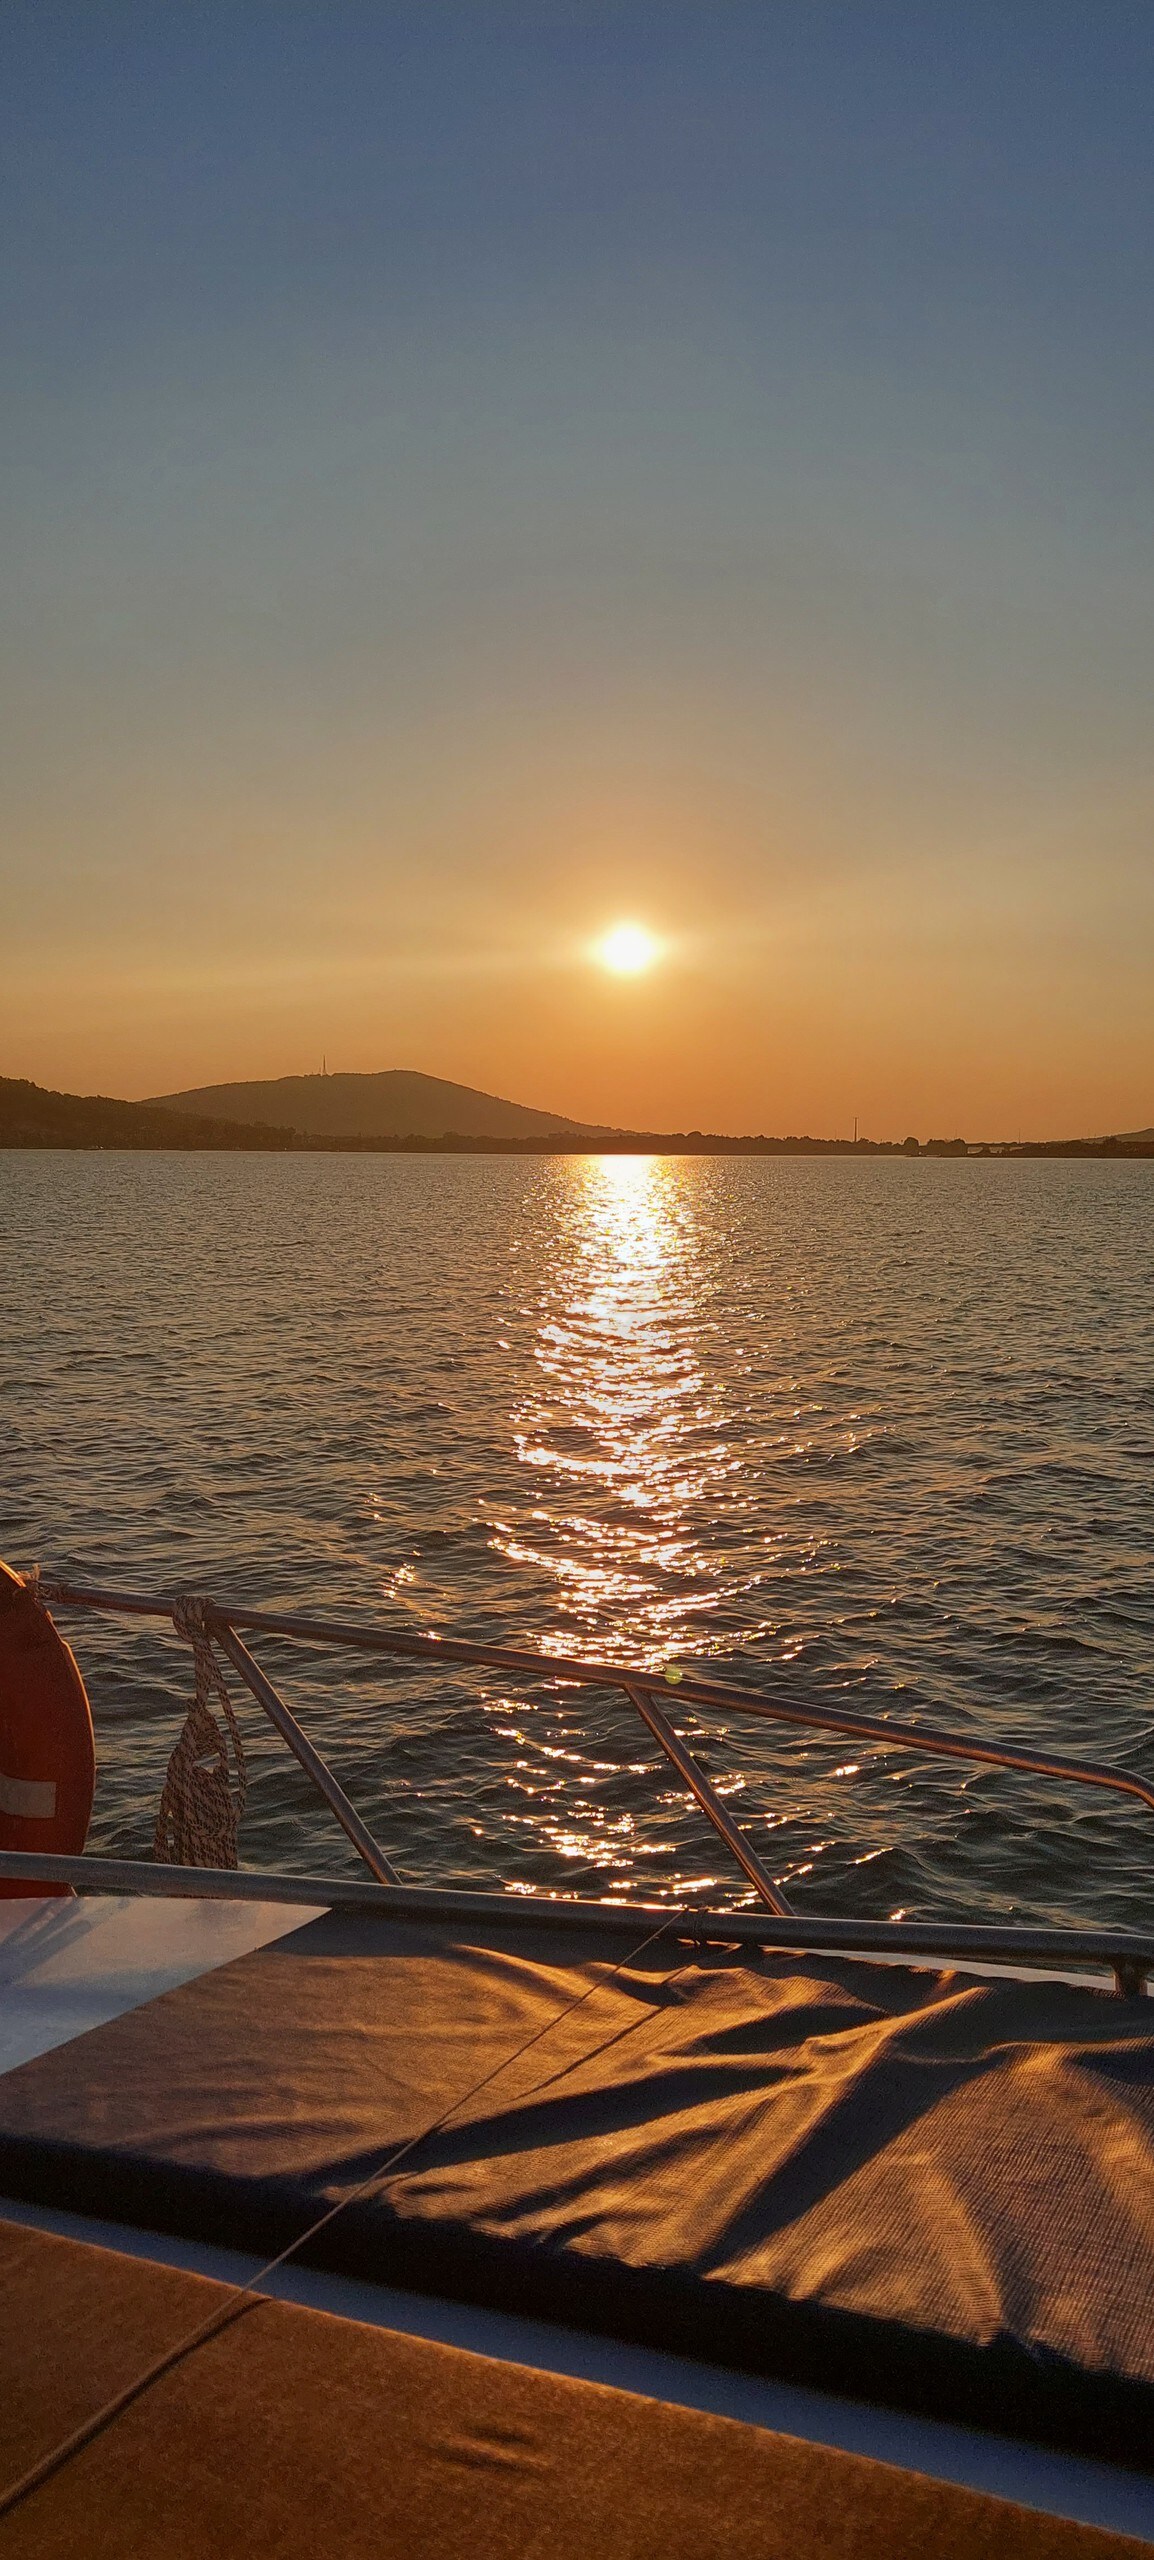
[
  {"left": 34, "top": 1575, "right": 802, "bottom": 1914},
  {"left": 31, "top": 1576, "right": 1154, "bottom": 1934},
  {"left": 39, "top": 1578, "right": 1154, "bottom": 1822},
  {"left": 0, "top": 1849, "right": 1149, "bottom": 1995}
]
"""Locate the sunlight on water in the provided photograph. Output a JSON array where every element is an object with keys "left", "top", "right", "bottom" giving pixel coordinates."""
[
  {"left": 487, "top": 1157, "right": 737, "bottom": 1893},
  {"left": 500, "top": 1156, "right": 734, "bottom": 1659},
  {"left": 3, "top": 1151, "right": 1153, "bottom": 1926},
  {"left": 487, "top": 1156, "right": 876, "bottom": 1903}
]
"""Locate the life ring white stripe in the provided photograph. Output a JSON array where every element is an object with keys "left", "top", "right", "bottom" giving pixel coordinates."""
[{"left": 0, "top": 1770, "right": 57, "bottom": 1820}]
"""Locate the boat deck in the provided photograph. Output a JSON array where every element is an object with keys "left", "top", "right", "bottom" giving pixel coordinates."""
[
  {"left": 5, "top": 2213, "right": 1146, "bottom": 2560},
  {"left": 1, "top": 1887, "right": 1154, "bottom": 2550}
]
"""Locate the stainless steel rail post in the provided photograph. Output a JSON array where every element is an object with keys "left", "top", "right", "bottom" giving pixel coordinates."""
[
  {"left": 30, "top": 1580, "right": 1154, "bottom": 1916},
  {"left": 623, "top": 1680, "right": 792, "bottom": 1916},
  {"left": 39, "top": 1581, "right": 1154, "bottom": 1828},
  {"left": 212, "top": 1622, "right": 400, "bottom": 1887}
]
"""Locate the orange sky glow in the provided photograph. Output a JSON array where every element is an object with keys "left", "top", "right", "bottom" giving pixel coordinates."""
[{"left": 2, "top": 11, "right": 1152, "bottom": 1141}]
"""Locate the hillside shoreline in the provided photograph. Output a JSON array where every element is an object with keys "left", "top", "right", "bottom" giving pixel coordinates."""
[{"left": 2, "top": 1078, "right": 1152, "bottom": 1159}]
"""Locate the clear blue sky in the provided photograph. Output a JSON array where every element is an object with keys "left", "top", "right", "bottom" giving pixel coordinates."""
[{"left": 2, "top": 3, "right": 1152, "bottom": 1134}]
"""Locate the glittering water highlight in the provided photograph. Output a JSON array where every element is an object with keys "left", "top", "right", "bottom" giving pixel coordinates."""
[{"left": 2, "top": 1149, "right": 1152, "bottom": 1927}]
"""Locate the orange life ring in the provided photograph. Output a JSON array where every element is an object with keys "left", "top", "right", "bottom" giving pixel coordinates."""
[{"left": 0, "top": 1562, "right": 96, "bottom": 1896}]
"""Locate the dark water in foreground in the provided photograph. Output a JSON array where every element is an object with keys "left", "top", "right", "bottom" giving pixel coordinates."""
[{"left": 2, "top": 1151, "right": 1153, "bottom": 1929}]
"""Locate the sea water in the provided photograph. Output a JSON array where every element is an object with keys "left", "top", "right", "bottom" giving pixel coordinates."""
[{"left": 2, "top": 1149, "right": 1152, "bottom": 1927}]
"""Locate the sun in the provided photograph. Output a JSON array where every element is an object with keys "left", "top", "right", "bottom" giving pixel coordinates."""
[{"left": 596, "top": 922, "right": 661, "bottom": 977}]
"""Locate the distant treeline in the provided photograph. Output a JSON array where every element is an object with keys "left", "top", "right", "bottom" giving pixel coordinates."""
[
  {"left": 0, "top": 1078, "right": 297, "bottom": 1151},
  {"left": 2, "top": 1078, "right": 1152, "bottom": 1158},
  {"left": 305, "top": 1131, "right": 1154, "bottom": 1157}
]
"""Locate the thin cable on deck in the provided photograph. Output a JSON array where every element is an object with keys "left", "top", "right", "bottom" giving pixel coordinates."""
[{"left": 0, "top": 1912, "right": 681, "bottom": 2524}]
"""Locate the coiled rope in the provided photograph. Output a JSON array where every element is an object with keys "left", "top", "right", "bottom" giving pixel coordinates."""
[
  {"left": 24, "top": 1574, "right": 249, "bottom": 1872},
  {"left": 154, "top": 1597, "right": 247, "bottom": 1870},
  {"left": 0, "top": 1911, "right": 682, "bottom": 2523}
]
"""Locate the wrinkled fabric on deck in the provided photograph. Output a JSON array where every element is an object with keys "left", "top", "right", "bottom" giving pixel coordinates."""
[{"left": 0, "top": 1908, "right": 1151, "bottom": 2465}]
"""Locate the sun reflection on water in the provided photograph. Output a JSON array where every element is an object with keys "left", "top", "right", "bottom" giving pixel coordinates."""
[
  {"left": 486, "top": 1155, "right": 776, "bottom": 1898},
  {"left": 499, "top": 1154, "right": 747, "bottom": 1661}
]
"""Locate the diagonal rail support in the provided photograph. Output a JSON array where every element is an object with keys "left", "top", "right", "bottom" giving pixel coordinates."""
[
  {"left": 212, "top": 1621, "right": 400, "bottom": 1887},
  {"left": 623, "top": 1680, "right": 792, "bottom": 1916},
  {"left": 40, "top": 1581, "right": 1154, "bottom": 1827},
  {"left": 29, "top": 1581, "right": 1154, "bottom": 1885}
]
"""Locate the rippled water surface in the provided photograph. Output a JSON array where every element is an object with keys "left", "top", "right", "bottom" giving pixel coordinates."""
[{"left": 3, "top": 1151, "right": 1153, "bottom": 1927}]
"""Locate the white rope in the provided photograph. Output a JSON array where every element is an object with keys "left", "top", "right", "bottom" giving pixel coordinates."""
[{"left": 154, "top": 1597, "right": 248, "bottom": 1871}]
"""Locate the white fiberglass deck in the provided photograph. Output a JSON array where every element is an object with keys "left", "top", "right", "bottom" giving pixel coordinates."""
[{"left": 0, "top": 1892, "right": 322, "bottom": 2075}]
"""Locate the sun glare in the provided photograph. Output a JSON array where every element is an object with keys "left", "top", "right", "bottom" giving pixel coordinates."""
[{"left": 597, "top": 922, "right": 661, "bottom": 977}]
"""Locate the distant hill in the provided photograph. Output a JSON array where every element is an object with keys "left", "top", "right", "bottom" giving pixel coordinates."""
[
  {"left": 0, "top": 1077, "right": 297, "bottom": 1150},
  {"left": 7, "top": 1069, "right": 1154, "bottom": 1156},
  {"left": 148, "top": 1069, "right": 608, "bottom": 1142}
]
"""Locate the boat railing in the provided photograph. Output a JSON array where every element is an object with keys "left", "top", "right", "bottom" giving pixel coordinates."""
[{"left": 5, "top": 1574, "right": 1151, "bottom": 1995}]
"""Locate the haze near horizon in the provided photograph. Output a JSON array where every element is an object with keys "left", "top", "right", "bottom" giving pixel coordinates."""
[{"left": 2, "top": 4, "right": 1152, "bottom": 1139}]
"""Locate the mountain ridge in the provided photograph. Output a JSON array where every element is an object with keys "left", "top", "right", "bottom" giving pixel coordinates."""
[
  {"left": 4, "top": 1071, "right": 1152, "bottom": 1155},
  {"left": 0, "top": 1077, "right": 298, "bottom": 1150},
  {"left": 148, "top": 1069, "right": 610, "bottom": 1142}
]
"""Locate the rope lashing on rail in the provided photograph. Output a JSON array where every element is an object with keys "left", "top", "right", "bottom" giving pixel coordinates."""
[
  {"left": 154, "top": 1596, "right": 248, "bottom": 1870},
  {"left": 21, "top": 1567, "right": 68, "bottom": 1612}
]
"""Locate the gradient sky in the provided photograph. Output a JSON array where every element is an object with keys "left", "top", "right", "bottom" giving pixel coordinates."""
[{"left": 2, "top": 2, "right": 1152, "bottom": 1137}]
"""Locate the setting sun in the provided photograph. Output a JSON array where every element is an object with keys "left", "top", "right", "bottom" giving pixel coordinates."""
[{"left": 596, "top": 922, "right": 661, "bottom": 977}]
